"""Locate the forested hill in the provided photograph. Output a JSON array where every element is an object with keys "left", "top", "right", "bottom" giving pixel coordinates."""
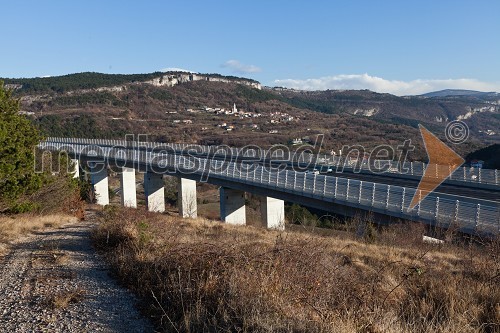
[
  {"left": 2, "top": 72, "right": 163, "bottom": 94},
  {"left": 1, "top": 71, "right": 260, "bottom": 94}
]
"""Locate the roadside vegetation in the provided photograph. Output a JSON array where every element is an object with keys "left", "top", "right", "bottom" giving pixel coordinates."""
[
  {"left": 0, "top": 81, "right": 85, "bottom": 253},
  {"left": 93, "top": 206, "right": 499, "bottom": 333}
]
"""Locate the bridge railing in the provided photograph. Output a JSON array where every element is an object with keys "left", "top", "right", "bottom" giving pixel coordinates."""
[
  {"left": 44, "top": 137, "right": 500, "bottom": 186},
  {"left": 39, "top": 141, "right": 500, "bottom": 236}
]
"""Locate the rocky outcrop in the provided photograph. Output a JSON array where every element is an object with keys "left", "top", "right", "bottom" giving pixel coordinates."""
[
  {"left": 457, "top": 106, "right": 497, "bottom": 120},
  {"left": 144, "top": 73, "right": 262, "bottom": 90},
  {"left": 352, "top": 108, "right": 379, "bottom": 117}
]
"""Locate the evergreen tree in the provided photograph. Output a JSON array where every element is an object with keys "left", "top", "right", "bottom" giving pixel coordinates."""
[{"left": 0, "top": 81, "right": 42, "bottom": 203}]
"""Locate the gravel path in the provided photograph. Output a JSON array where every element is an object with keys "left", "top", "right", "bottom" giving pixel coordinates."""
[{"left": 0, "top": 211, "right": 154, "bottom": 333}]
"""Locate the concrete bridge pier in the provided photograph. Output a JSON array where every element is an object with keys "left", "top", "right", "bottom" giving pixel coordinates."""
[
  {"left": 120, "top": 167, "right": 137, "bottom": 208},
  {"left": 144, "top": 172, "right": 165, "bottom": 212},
  {"left": 178, "top": 178, "right": 197, "bottom": 218},
  {"left": 71, "top": 159, "right": 80, "bottom": 179},
  {"left": 260, "top": 196, "right": 285, "bottom": 230},
  {"left": 220, "top": 187, "right": 246, "bottom": 225},
  {"left": 90, "top": 162, "right": 109, "bottom": 206}
]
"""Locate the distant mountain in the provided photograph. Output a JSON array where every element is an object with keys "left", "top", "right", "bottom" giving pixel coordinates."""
[
  {"left": 420, "top": 89, "right": 498, "bottom": 98},
  {"left": 272, "top": 88, "right": 499, "bottom": 133}
]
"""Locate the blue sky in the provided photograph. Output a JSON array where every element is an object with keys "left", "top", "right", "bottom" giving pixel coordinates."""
[{"left": 2, "top": 0, "right": 499, "bottom": 94}]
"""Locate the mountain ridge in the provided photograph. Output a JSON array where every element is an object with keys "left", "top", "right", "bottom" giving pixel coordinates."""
[
  {"left": 1, "top": 71, "right": 260, "bottom": 94},
  {"left": 419, "top": 89, "right": 499, "bottom": 98},
  {"left": 4, "top": 71, "right": 498, "bottom": 102}
]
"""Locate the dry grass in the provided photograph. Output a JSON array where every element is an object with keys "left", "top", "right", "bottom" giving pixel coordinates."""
[
  {"left": 0, "top": 214, "right": 77, "bottom": 255},
  {"left": 44, "top": 288, "right": 86, "bottom": 309},
  {"left": 32, "top": 248, "right": 70, "bottom": 267},
  {"left": 93, "top": 206, "right": 500, "bottom": 333}
]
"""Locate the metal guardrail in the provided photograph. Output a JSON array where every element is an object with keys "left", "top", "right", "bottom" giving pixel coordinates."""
[
  {"left": 39, "top": 140, "right": 500, "bottom": 236},
  {"left": 44, "top": 137, "right": 500, "bottom": 186}
]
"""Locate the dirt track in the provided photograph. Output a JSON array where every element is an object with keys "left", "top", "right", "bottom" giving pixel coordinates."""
[{"left": 0, "top": 211, "right": 153, "bottom": 333}]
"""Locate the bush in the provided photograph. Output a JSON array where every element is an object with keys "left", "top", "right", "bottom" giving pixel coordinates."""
[
  {"left": 163, "top": 176, "right": 178, "bottom": 206},
  {"left": 8, "top": 202, "right": 41, "bottom": 214},
  {"left": 285, "top": 203, "right": 318, "bottom": 225},
  {"left": 79, "top": 179, "right": 95, "bottom": 204}
]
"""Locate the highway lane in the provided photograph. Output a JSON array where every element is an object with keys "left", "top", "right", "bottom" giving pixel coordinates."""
[
  {"left": 164, "top": 149, "right": 499, "bottom": 201},
  {"left": 205, "top": 154, "right": 500, "bottom": 202},
  {"left": 320, "top": 170, "right": 500, "bottom": 203},
  {"left": 192, "top": 154, "right": 500, "bottom": 203},
  {"left": 213, "top": 155, "right": 499, "bottom": 202}
]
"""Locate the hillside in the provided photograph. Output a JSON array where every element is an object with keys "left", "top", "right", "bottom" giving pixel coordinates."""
[
  {"left": 420, "top": 89, "right": 499, "bottom": 98},
  {"left": 465, "top": 144, "right": 500, "bottom": 169},
  {"left": 2, "top": 72, "right": 498, "bottom": 160},
  {"left": 273, "top": 88, "right": 500, "bottom": 143},
  {"left": 2, "top": 71, "right": 260, "bottom": 94},
  {"left": 29, "top": 81, "right": 431, "bottom": 156}
]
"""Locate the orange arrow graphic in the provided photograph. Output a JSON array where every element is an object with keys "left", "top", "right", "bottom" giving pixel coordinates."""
[{"left": 408, "top": 125, "right": 464, "bottom": 211}]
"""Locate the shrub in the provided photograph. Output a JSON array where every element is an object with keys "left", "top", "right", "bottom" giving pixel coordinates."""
[
  {"left": 8, "top": 201, "right": 41, "bottom": 214},
  {"left": 285, "top": 203, "right": 318, "bottom": 226}
]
